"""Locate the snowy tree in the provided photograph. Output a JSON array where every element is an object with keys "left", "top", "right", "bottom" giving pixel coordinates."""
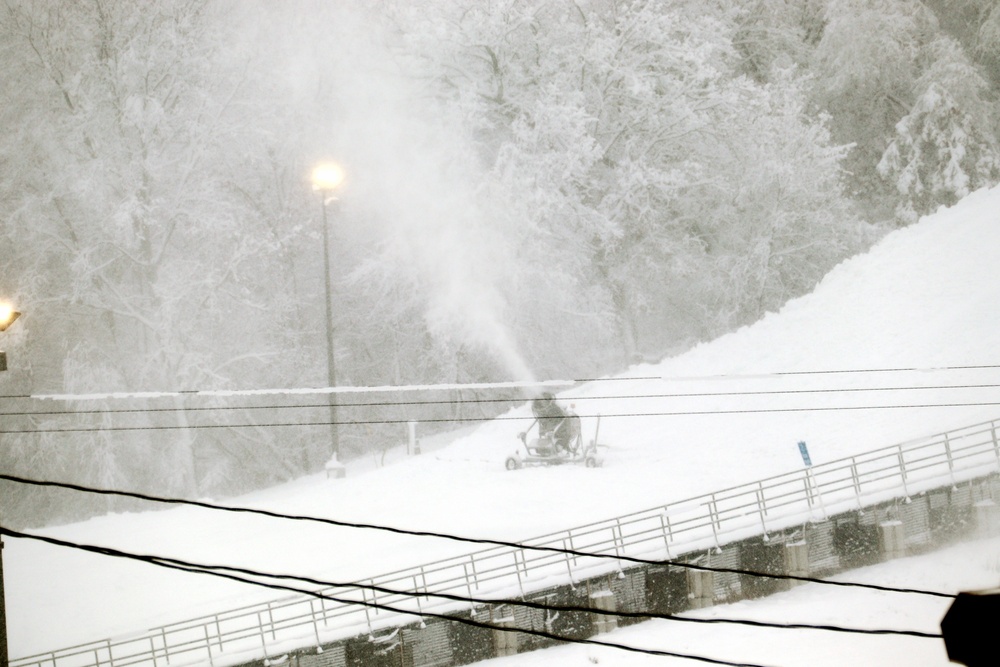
[
  {"left": 0, "top": 0, "right": 327, "bottom": 500},
  {"left": 728, "top": 0, "right": 825, "bottom": 81},
  {"left": 387, "top": 0, "right": 874, "bottom": 360},
  {"left": 14, "top": 0, "right": 991, "bottom": 527},
  {"left": 974, "top": 4, "right": 1000, "bottom": 86},
  {"left": 923, "top": 0, "right": 1000, "bottom": 88},
  {"left": 808, "top": 0, "right": 1000, "bottom": 222},
  {"left": 885, "top": 33, "right": 1000, "bottom": 222},
  {"left": 702, "top": 69, "right": 877, "bottom": 328},
  {"left": 878, "top": 37, "right": 1000, "bottom": 223},
  {"left": 810, "top": 0, "right": 938, "bottom": 212}
]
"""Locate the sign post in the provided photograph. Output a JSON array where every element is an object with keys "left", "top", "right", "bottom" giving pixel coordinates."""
[
  {"left": 798, "top": 441, "right": 827, "bottom": 518},
  {"left": 798, "top": 440, "right": 812, "bottom": 467}
]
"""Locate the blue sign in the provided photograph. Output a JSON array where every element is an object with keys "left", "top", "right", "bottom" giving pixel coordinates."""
[{"left": 798, "top": 441, "right": 812, "bottom": 467}]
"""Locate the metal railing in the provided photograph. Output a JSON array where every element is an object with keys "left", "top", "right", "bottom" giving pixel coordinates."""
[{"left": 14, "top": 418, "right": 1000, "bottom": 667}]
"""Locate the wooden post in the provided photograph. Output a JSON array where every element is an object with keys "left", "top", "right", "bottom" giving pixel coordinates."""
[
  {"left": 590, "top": 590, "right": 618, "bottom": 634},
  {"left": 686, "top": 569, "right": 714, "bottom": 610},
  {"left": 880, "top": 521, "right": 906, "bottom": 560}
]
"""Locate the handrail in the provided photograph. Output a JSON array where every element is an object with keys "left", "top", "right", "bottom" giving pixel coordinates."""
[{"left": 13, "top": 417, "right": 1000, "bottom": 667}]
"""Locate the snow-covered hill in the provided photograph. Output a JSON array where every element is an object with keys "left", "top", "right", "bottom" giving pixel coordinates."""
[{"left": 7, "top": 185, "right": 1000, "bottom": 657}]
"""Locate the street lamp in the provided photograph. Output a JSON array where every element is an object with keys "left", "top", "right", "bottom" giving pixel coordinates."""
[
  {"left": 0, "top": 302, "right": 19, "bottom": 667},
  {"left": 311, "top": 163, "right": 345, "bottom": 476},
  {"left": 0, "top": 305, "right": 18, "bottom": 332},
  {"left": 0, "top": 304, "right": 18, "bottom": 372}
]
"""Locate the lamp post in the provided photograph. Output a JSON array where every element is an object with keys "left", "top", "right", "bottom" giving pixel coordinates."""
[
  {"left": 0, "top": 305, "right": 18, "bottom": 373},
  {"left": 0, "top": 302, "right": 19, "bottom": 667},
  {"left": 311, "top": 163, "right": 345, "bottom": 475}
]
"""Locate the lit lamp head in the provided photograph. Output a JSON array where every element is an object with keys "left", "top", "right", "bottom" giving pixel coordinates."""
[
  {"left": 311, "top": 162, "right": 345, "bottom": 193},
  {"left": 0, "top": 303, "right": 20, "bottom": 332},
  {"left": 0, "top": 302, "right": 18, "bottom": 371}
]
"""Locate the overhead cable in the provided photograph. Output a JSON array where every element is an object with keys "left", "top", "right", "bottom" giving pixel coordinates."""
[
  {"left": 3, "top": 400, "right": 999, "bottom": 435},
  {"left": 0, "top": 473, "right": 955, "bottom": 599},
  {"left": 2, "top": 382, "right": 999, "bottom": 419},
  {"left": 1, "top": 527, "right": 944, "bottom": 647},
  {"left": 0, "top": 526, "right": 780, "bottom": 667},
  {"left": 9, "top": 362, "right": 999, "bottom": 403}
]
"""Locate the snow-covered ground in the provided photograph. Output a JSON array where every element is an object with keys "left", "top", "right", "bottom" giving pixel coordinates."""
[{"left": 6, "top": 184, "right": 1000, "bottom": 660}]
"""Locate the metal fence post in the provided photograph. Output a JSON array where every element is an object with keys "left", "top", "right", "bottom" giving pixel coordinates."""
[
  {"left": 897, "top": 445, "right": 911, "bottom": 500},
  {"left": 755, "top": 482, "right": 768, "bottom": 537},
  {"left": 708, "top": 495, "right": 721, "bottom": 549},
  {"left": 562, "top": 537, "right": 575, "bottom": 584},
  {"left": 214, "top": 615, "right": 223, "bottom": 652},
  {"left": 992, "top": 422, "right": 999, "bottom": 467},
  {"left": 412, "top": 574, "right": 425, "bottom": 618},
  {"left": 361, "top": 586, "right": 374, "bottom": 636},
  {"left": 202, "top": 625, "right": 214, "bottom": 667},
  {"left": 659, "top": 509, "right": 673, "bottom": 558},
  {"left": 513, "top": 550, "right": 526, "bottom": 598},
  {"left": 256, "top": 611, "right": 268, "bottom": 658},
  {"left": 469, "top": 554, "right": 480, "bottom": 590},
  {"left": 309, "top": 600, "right": 323, "bottom": 650},
  {"left": 463, "top": 558, "right": 476, "bottom": 605},
  {"left": 420, "top": 567, "right": 430, "bottom": 602},
  {"left": 613, "top": 519, "right": 626, "bottom": 576},
  {"left": 850, "top": 457, "right": 863, "bottom": 511},
  {"left": 943, "top": 434, "right": 958, "bottom": 487},
  {"left": 806, "top": 469, "right": 828, "bottom": 519}
]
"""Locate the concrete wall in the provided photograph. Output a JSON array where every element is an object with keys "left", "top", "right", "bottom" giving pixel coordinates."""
[{"left": 253, "top": 473, "right": 1000, "bottom": 667}]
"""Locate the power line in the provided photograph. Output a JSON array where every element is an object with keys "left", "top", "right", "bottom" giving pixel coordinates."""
[
  {"left": 0, "top": 528, "right": 943, "bottom": 654},
  {"left": 0, "top": 527, "right": 775, "bottom": 667},
  {"left": 2, "top": 383, "right": 999, "bottom": 418},
  {"left": 2, "top": 401, "right": 1000, "bottom": 434},
  {"left": 663, "top": 364, "right": 1000, "bottom": 380},
  {"left": 7, "top": 362, "right": 999, "bottom": 403},
  {"left": 0, "top": 474, "right": 955, "bottom": 600}
]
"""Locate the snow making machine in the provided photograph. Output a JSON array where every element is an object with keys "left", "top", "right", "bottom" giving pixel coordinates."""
[{"left": 504, "top": 393, "right": 605, "bottom": 470}]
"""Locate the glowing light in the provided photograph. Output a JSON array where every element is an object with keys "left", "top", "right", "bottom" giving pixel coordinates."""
[
  {"left": 311, "top": 162, "right": 345, "bottom": 191},
  {"left": 0, "top": 303, "right": 19, "bottom": 332}
]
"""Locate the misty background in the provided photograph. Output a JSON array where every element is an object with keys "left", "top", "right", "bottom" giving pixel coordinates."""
[{"left": 1, "top": 0, "right": 998, "bottom": 527}]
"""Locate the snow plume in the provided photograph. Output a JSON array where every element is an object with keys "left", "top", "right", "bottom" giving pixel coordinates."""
[
  {"left": 423, "top": 270, "right": 537, "bottom": 384},
  {"left": 286, "top": 3, "right": 535, "bottom": 383}
]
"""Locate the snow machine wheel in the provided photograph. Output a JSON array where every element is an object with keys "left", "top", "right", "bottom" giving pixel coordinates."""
[
  {"left": 585, "top": 455, "right": 598, "bottom": 468},
  {"left": 505, "top": 456, "right": 521, "bottom": 471}
]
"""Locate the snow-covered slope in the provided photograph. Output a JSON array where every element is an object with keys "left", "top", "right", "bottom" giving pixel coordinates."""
[{"left": 7, "top": 185, "right": 1000, "bottom": 656}]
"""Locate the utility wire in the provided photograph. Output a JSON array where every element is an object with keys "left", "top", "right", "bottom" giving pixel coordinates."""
[
  {"left": 2, "top": 383, "right": 999, "bottom": 418},
  {"left": 0, "top": 528, "right": 943, "bottom": 651},
  {"left": 0, "top": 473, "right": 955, "bottom": 600},
  {"left": 6, "top": 362, "right": 998, "bottom": 403},
  {"left": 0, "top": 527, "right": 777, "bottom": 667},
  {"left": 3, "top": 401, "right": 1000, "bottom": 434}
]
